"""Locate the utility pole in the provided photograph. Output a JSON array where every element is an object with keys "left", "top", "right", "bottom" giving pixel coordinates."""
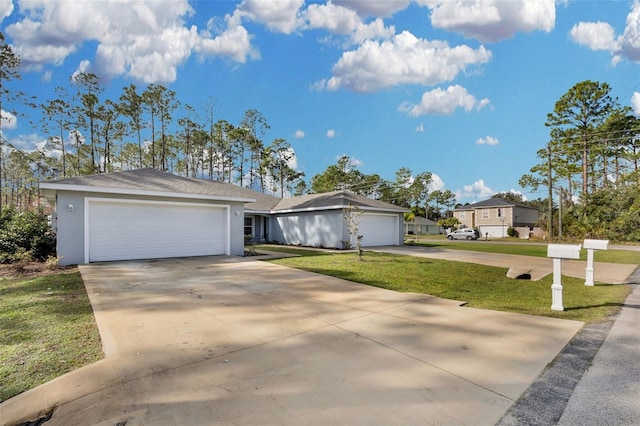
[
  {"left": 547, "top": 144, "right": 553, "bottom": 239},
  {"left": 558, "top": 186, "right": 562, "bottom": 238}
]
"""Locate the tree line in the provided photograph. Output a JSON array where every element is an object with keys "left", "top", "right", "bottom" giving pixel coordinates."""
[
  {"left": 0, "top": 33, "right": 304, "bottom": 210},
  {"left": 520, "top": 80, "right": 640, "bottom": 241}
]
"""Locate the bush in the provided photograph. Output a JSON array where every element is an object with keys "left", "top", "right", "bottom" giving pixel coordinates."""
[
  {"left": 507, "top": 226, "right": 519, "bottom": 238},
  {"left": 0, "top": 208, "right": 56, "bottom": 264}
]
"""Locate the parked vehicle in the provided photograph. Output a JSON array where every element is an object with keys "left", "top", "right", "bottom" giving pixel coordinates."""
[{"left": 447, "top": 228, "right": 479, "bottom": 240}]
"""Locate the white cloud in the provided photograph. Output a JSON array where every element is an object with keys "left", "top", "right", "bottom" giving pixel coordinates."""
[
  {"left": 399, "top": 85, "right": 488, "bottom": 116},
  {"left": 570, "top": 22, "right": 618, "bottom": 51},
  {"left": 238, "top": 0, "right": 304, "bottom": 34},
  {"left": 619, "top": 1, "right": 640, "bottom": 62},
  {"left": 326, "top": 129, "right": 336, "bottom": 138},
  {"left": 303, "top": 2, "right": 394, "bottom": 45},
  {"left": 571, "top": 2, "right": 640, "bottom": 64},
  {"left": 304, "top": 2, "right": 364, "bottom": 35},
  {"left": 197, "top": 12, "right": 260, "bottom": 65},
  {"left": 321, "top": 31, "right": 491, "bottom": 92},
  {"left": 0, "top": 0, "right": 14, "bottom": 22},
  {"left": 334, "top": 1, "right": 411, "bottom": 18},
  {"left": 423, "top": 0, "right": 555, "bottom": 43},
  {"left": 416, "top": 122, "right": 425, "bottom": 132},
  {"left": 4, "top": 133, "right": 45, "bottom": 152},
  {"left": 5, "top": 0, "right": 259, "bottom": 84},
  {"left": 476, "top": 135, "right": 499, "bottom": 145},
  {"left": 632, "top": 92, "right": 640, "bottom": 116},
  {"left": 6, "top": 1, "right": 199, "bottom": 82},
  {"left": 294, "top": 129, "right": 305, "bottom": 138},
  {"left": 456, "top": 179, "right": 494, "bottom": 202},
  {"left": 428, "top": 173, "right": 445, "bottom": 192},
  {"left": 1, "top": 110, "right": 18, "bottom": 130}
]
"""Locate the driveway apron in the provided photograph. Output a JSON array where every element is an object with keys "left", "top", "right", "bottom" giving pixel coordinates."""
[{"left": 1, "top": 257, "right": 583, "bottom": 426}]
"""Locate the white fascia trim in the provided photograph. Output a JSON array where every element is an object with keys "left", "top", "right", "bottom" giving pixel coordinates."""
[
  {"left": 271, "top": 204, "right": 407, "bottom": 214},
  {"left": 41, "top": 183, "right": 255, "bottom": 204},
  {"left": 83, "top": 197, "right": 231, "bottom": 264}
]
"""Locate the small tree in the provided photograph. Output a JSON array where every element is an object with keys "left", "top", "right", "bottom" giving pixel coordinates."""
[
  {"left": 437, "top": 217, "right": 460, "bottom": 233},
  {"left": 343, "top": 203, "right": 364, "bottom": 261}
]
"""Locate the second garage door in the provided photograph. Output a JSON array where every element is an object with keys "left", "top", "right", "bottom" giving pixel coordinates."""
[
  {"left": 358, "top": 213, "right": 399, "bottom": 246},
  {"left": 86, "top": 199, "right": 228, "bottom": 263}
]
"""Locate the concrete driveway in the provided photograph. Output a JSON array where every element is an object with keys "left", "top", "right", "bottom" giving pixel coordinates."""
[{"left": 2, "top": 256, "right": 583, "bottom": 426}]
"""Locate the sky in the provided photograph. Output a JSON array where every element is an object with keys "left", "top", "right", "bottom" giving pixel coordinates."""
[{"left": 1, "top": 0, "right": 640, "bottom": 204}]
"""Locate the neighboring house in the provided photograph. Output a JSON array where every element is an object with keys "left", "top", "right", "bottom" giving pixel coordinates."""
[
  {"left": 404, "top": 216, "right": 442, "bottom": 235},
  {"left": 452, "top": 198, "right": 540, "bottom": 238},
  {"left": 41, "top": 169, "right": 405, "bottom": 265},
  {"left": 244, "top": 190, "right": 407, "bottom": 249}
]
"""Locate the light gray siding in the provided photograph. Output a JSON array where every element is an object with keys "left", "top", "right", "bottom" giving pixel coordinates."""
[
  {"left": 54, "top": 190, "right": 245, "bottom": 265},
  {"left": 271, "top": 211, "right": 345, "bottom": 248}
]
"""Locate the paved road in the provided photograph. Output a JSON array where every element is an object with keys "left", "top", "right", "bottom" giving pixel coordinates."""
[{"left": 373, "top": 245, "right": 636, "bottom": 284}]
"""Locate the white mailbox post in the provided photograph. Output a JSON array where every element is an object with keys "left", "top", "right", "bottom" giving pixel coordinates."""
[
  {"left": 547, "top": 244, "right": 582, "bottom": 311},
  {"left": 583, "top": 239, "right": 609, "bottom": 286}
]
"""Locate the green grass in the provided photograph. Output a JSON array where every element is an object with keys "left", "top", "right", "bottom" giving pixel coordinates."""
[
  {"left": 0, "top": 270, "right": 103, "bottom": 402},
  {"left": 406, "top": 240, "right": 640, "bottom": 264},
  {"left": 267, "top": 250, "right": 632, "bottom": 323}
]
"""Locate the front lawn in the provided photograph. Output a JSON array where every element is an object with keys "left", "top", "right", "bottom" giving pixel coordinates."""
[
  {"left": 0, "top": 269, "right": 103, "bottom": 402},
  {"left": 267, "top": 250, "right": 632, "bottom": 323}
]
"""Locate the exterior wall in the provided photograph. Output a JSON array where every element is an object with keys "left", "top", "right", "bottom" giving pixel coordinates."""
[
  {"left": 270, "top": 211, "right": 345, "bottom": 249},
  {"left": 54, "top": 190, "right": 245, "bottom": 266},
  {"left": 55, "top": 192, "right": 86, "bottom": 266},
  {"left": 474, "top": 206, "right": 514, "bottom": 227},
  {"left": 405, "top": 222, "right": 442, "bottom": 235},
  {"left": 453, "top": 210, "right": 475, "bottom": 228}
]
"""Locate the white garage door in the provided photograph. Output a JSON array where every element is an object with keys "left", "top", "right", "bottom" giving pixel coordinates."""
[
  {"left": 86, "top": 199, "right": 228, "bottom": 263},
  {"left": 358, "top": 213, "right": 399, "bottom": 247},
  {"left": 479, "top": 225, "right": 508, "bottom": 238}
]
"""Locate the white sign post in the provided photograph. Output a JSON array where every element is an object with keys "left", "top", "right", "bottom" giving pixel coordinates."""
[
  {"left": 547, "top": 244, "right": 582, "bottom": 311},
  {"left": 583, "top": 239, "right": 609, "bottom": 286}
]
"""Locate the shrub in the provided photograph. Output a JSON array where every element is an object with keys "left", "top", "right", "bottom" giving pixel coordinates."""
[
  {"left": 0, "top": 208, "right": 56, "bottom": 264},
  {"left": 507, "top": 226, "right": 519, "bottom": 238}
]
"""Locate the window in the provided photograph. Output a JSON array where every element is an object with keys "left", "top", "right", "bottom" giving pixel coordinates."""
[
  {"left": 497, "top": 208, "right": 502, "bottom": 218},
  {"left": 460, "top": 212, "right": 466, "bottom": 220},
  {"left": 244, "top": 217, "right": 253, "bottom": 236},
  {"left": 482, "top": 209, "right": 489, "bottom": 219}
]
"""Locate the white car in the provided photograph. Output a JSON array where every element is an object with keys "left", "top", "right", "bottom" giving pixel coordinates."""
[{"left": 447, "top": 228, "right": 479, "bottom": 240}]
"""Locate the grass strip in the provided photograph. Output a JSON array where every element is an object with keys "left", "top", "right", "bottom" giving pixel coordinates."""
[
  {"left": 267, "top": 250, "right": 631, "bottom": 323},
  {"left": 406, "top": 241, "right": 640, "bottom": 264},
  {"left": 0, "top": 270, "right": 103, "bottom": 402}
]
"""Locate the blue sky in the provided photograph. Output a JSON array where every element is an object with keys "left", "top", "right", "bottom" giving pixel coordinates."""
[{"left": 1, "top": 0, "right": 640, "bottom": 203}]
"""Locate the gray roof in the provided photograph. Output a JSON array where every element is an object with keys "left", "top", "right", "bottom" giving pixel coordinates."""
[
  {"left": 40, "top": 168, "right": 258, "bottom": 203},
  {"left": 404, "top": 216, "right": 438, "bottom": 225},
  {"left": 455, "top": 197, "right": 537, "bottom": 211},
  {"left": 41, "top": 169, "right": 405, "bottom": 213},
  {"left": 269, "top": 190, "right": 407, "bottom": 213}
]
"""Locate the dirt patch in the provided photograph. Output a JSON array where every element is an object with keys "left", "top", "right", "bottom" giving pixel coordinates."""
[{"left": 0, "top": 262, "right": 75, "bottom": 279}]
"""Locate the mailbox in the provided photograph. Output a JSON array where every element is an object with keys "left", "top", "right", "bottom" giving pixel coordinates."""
[
  {"left": 583, "top": 239, "right": 609, "bottom": 251},
  {"left": 584, "top": 239, "right": 609, "bottom": 286},
  {"left": 547, "top": 244, "right": 581, "bottom": 311},
  {"left": 547, "top": 244, "right": 581, "bottom": 259}
]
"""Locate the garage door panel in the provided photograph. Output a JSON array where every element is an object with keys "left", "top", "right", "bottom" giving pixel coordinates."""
[
  {"left": 88, "top": 200, "right": 227, "bottom": 262},
  {"left": 359, "top": 214, "right": 398, "bottom": 247}
]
